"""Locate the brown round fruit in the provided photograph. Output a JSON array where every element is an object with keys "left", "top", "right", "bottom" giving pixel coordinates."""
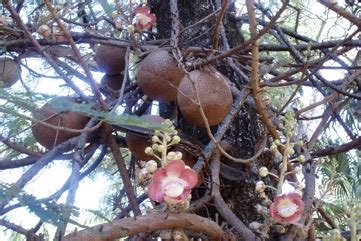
[
  {"left": 137, "top": 50, "right": 184, "bottom": 102},
  {"left": 101, "top": 74, "right": 123, "bottom": 91},
  {"left": 100, "top": 74, "right": 124, "bottom": 97},
  {"left": 125, "top": 115, "right": 165, "bottom": 161},
  {"left": 0, "top": 58, "right": 21, "bottom": 87},
  {"left": 31, "top": 97, "right": 90, "bottom": 149},
  {"left": 95, "top": 45, "right": 126, "bottom": 74},
  {"left": 177, "top": 68, "right": 233, "bottom": 127}
]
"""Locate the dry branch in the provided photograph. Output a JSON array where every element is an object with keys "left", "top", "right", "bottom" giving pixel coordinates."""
[{"left": 62, "top": 213, "right": 224, "bottom": 241}]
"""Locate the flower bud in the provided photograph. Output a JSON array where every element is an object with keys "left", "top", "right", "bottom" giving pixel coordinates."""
[
  {"left": 174, "top": 151, "right": 183, "bottom": 160},
  {"left": 138, "top": 168, "right": 149, "bottom": 181},
  {"left": 172, "top": 135, "right": 181, "bottom": 144},
  {"left": 319, "top": 158, "right": 326, "bottom": 164},
  {"left": 172, "top": 229, "right": 183, "bottom": 240},
  {"left": 255, "top": 181, "right": 266, "bottom": 193},
  {"left": 111, "top": 10, "right": 118, "bottom": 18},
  {"left": 294, "top": 166, "right": 302, "bottom": 174},
  {"left": 164, "top": 134, "right": 171, "bottom": 143},
  {"left": 127, "top": 24, "right": 135, "bottom": 33},
  {"left": 157, "top": 145, "right": 166, "bottom": 153},
  {"left": 145, "top": 160, "right": 157, "bottom": 173},
  {"left": 274, "top": 139, "right": 281, "bottom": 146},
  {"left": 37, "top": 24, "right": 51, "bottom": 38},
  {"left": 249, "top": 221, "right": 262, "bottom": 230},
  {"left": 259, "top": 167, "right": 269, "bottom": 177},
  {"left": 270, "top": 143, "right": 277, "bottom": 151},
  {"left": 115, "top": 19, "right": 122, "bottom": 29},
  {"left": 166, "top": 151, "right": 176, "bottom": 161},
  {"left": 255, "top": 204, "right": 268, "bottom": 215},
  {"left": 151, "top": 143, "right": 159, "bottom": 150},
  {"left": 163, "top": 119, "right": 173, "bottom": 126},
  {"left": 151, "top": 135, "right": 160, "bottom": 143},
  {"left": 297, "top": 155, "right": 306, "bottom": 163},
  {"left": 144, "top": 147, "right": 154, "bottom": 155}
]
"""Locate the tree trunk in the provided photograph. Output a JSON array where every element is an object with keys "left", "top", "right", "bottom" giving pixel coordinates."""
[{"left": 152, "top": 1, "right": 267, "bottom": 238}]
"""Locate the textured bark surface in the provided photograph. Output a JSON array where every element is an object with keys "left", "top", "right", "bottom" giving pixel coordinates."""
[{"left": 152, "top": 1, "right": 264, "bottom": 237}]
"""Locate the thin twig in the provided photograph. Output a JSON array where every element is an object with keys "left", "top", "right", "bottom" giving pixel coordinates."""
[
  {"left": 210, "top": 151, "right": 260, "bottom": 240},
  {"left": 2, "top": 0, "right": 88, "bottom": 100},
  {"left": 193, "top": 0, "right": 289, "bottom": 68},
  {"left": 318, "top": 0, "right": 361, "bottom": 27},
  {"left": 212, "top": 0, "right": 228, "bottom": 50}
]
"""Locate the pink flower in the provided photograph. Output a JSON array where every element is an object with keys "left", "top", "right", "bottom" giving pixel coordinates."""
[
  {"left": 269, "top": 193, "right": 305, "bottom": 224},
  {"left": 148, "top": 160, "right": 198, "bottom": 204},
  {"left": 134, "top": 6, "right": 156, "bottom": 30}
]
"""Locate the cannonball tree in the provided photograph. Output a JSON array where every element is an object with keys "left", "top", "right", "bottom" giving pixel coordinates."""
[{"left": 0, "top": 0, "right": 360, "bottom": 240}]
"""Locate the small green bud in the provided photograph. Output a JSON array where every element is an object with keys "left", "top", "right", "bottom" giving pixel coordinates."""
[
  {"left": 163, "top": 119, "right": 173, "bottom": 126},
  {"left": 274, "top": 139, "right": 281, "bottom": 146},
  {"left": 151, "top": 144, "right": 159, "bottom": 151},
  {"left": 157, "top": 145, "right": 166, "bottom": 153},
  {"left": 172, "top": 135, "right": 181, "bottom": 144},
  {"left": 297, "top": 155, "right": 306, "bottom": 163},
  {"left": 164, "top": 134, "right": 172, "bottom": 143}
]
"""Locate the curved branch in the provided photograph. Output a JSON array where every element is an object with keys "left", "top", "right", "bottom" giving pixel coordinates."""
[
  {"left": 62, "top": 213, "right": 224, "bottom": 241},
  {"left": 0, "top": 156, "right": 38, "bottom": 170},
  {"left": 318, "top": 0, "right": 361, "bottom": 27},
  {"left": 3, "top": 0, "right": 89, "bottom": 100},
  {"left": 210, "top": 151, "right": 260, "bottom": 241},
  {"left": 193, "top": 0, "right": 289, "bottom": 68},
  {"left": 0, "top": 219, "right": 42, "bottom": 241},
  {"left": 311, "top": 136, "right": 361, "bottom": 158}
]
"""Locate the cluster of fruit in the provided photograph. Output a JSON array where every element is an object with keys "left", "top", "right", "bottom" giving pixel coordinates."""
[{"left": 1, "top": 45, "right": 233, "bottom": 153}]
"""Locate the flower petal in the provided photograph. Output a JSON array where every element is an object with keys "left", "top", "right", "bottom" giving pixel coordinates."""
[
  {"left": 269, "top": 202, "right": 277, "bottom": 218},
  {"left": 178, "top": 188, "right": 191, "bottom": 200},
  {"left": 136, "top": 23, "right": 145, "bottom": 30},
  {"left": 135, "top": 6, "right": 150, "bottom": 15},
  {"left": 165, "top": 160, "right": 185, "bottom": 178},
  {"left": 149, "top": 14, "right": 156, "bottom": 24},
  {"left": 179, "top": 168, "right": 198, "bottom": 188},
  {"left": 148, "top": 181, "right": 165, "bottom": 203},
  {"left": 152, "top": 168, "right": 167, "bottom": 183},
  {"left": 279, "top": 212, "right": 302, "bottom": 224}
]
